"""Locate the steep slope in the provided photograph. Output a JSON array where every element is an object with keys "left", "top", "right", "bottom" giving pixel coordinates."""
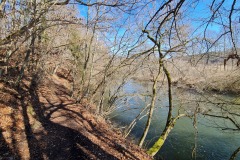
[{"left": 0, "top": 74, "right": 151, "bottom": 160}]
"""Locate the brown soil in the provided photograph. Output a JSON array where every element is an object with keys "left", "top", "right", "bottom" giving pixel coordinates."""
[{"left": 0, "top": 74, "right": 152, "bottom": 160}]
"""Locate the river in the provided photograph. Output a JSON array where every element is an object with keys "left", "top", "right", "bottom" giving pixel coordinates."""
[{"left": 109, "top": 80, "right": 240, "bottom": 160}]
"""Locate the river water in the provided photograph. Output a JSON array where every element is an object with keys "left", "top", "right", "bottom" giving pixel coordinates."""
[{"left": 109, "top": 80, "right": 240, "bottom": 160}]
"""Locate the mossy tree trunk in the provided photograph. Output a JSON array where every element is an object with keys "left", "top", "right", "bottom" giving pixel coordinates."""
[
  {"left": 147, "top": 64, "right": 186, "bottom": 156},
  {"left": 138, "top": 58, "right": 162, "bottom": 147},
  {"left": 147, "top": 114, "right": 185, "bottom": 156},
  {"left": 138, "top": 29, "right": 163, "bottom": 147}
]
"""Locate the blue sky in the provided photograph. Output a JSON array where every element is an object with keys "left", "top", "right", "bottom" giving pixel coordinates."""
[
  {"left": 75, "top": 0, "right": 240, "bottom": 54},
  {"left": 76, "top": 0, "right": 239, "bottom": 32}
]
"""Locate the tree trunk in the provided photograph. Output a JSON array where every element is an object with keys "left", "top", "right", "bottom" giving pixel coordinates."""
[
  {"left": 16, "top": 33, "right": 36, "bottom": 86},
  {"left": 0, "top": 0, "right": 6, "bottom": 18},
  {"left": 147, "top": 119, "right": 175, "bottom": 156},
  {"left": 147, "top": 114, "right": 185, "bottom": 156},
  {"left": 138, "top": 59, "right": 163, "bottom": 147},
  {"left": 147, "top": 64, "right": 178, "bottom": 157},
  {"left": 229, "top": 147, "right": 240, "bottom": 160}
]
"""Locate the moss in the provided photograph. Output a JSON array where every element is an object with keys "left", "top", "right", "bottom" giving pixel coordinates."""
[
  {"left": 27, "top": 105, "right": 36, "bottom": 116},
  {"left": 147, "top": 137, "right": 164, "bottom": 156},
  {"left": 32, "top": 121, "right": 42, "bottom": 130}
]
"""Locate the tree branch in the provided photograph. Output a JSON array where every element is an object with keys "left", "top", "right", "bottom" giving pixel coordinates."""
[{"left": 203, "top": 113, "right": 240, "bottom": 130}]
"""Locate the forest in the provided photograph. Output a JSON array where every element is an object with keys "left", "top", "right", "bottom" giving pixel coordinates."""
[{"left": 0, "top": 0, "right": 239, "bottom": 160}]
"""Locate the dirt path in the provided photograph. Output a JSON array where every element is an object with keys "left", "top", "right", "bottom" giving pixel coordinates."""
[{"left": 0, "top": 75, "right": 151, "bottom": 160}]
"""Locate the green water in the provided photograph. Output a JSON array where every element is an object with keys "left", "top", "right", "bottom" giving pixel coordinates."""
[{"left": 110, "top": 80, "right": 240, "bottom": 160}]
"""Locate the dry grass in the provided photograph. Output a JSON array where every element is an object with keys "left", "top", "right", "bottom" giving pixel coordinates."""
[
  {"left": 167, "top": 59, "right": 240, "bottom": 93},
  {"left": 132, "top": 55, "right": 240, "bottom": 94}
]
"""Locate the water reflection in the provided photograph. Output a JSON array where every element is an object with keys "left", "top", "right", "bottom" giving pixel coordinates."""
[{"left": 110, "top": 80, "right": 240, "bottom": 160}]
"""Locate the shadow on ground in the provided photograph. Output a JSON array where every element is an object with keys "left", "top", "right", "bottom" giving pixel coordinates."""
[
  {"left": 0, "top": 74, "right": 147, "bottom": 160},
  {"left": 0, "top": 127, "right": 20, "bottom": 159},
  {"left": 19, "top": 75, "right": 119, "bottom": 160}
]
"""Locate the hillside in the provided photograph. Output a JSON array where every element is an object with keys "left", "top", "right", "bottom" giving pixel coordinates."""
[
  {"left": 133, "top": 50, "right": 240, "bottom": 94},
  {"left": 0, "top": 73, "right": 151, "bottom": 160}
]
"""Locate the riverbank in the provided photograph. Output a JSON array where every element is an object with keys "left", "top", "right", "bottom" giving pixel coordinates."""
[
  {"left": 109, "top": 80, "right": 240, "bottom": 160},
  {"left": 133, "top": 76, "right": 240, "bottom": 95},
  {"left": 172, "top": 77, "right": 240, "bottom": 95},
  {"left": 132, "top": 63, "right": 240, "bottom": 95},
  {"left": 169, "top": 59, "right": 240, "bottom": 95},
  {"left": 0, "top": 73, "right": 151, "bottom": 160}
]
